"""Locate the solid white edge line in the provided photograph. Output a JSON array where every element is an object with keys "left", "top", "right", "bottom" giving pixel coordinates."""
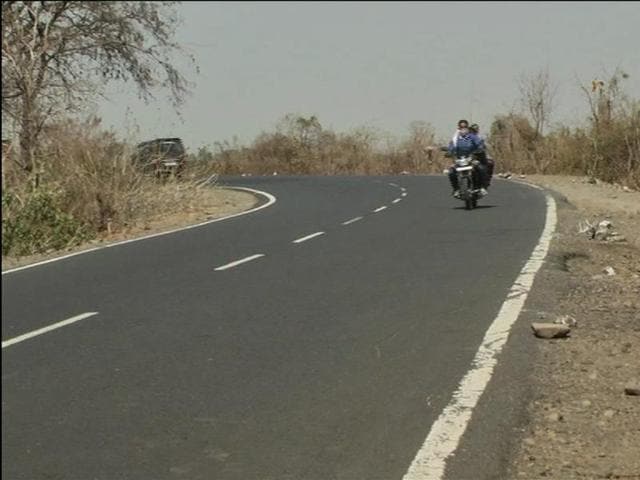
[
  {"left": 392, "top": 198, "right": 402, "bottom": 204},
  {"left": 2, "top": 186, "right": 277, "bottom": 275},
  {"left": 403, "top": 191, "right": 557, "bottom": 480},
  {"left": 292, "top": 231, "right": 325, "bottom": 244},
  {"left": 342, "top": 216, "right": 363, "bottom": 225},
  {"left": 214, "top": 254, "right": 265, "bottom": 271},
  {"left": 2, "top": 312, "right": 99, "bottom": 349},
  {"left": 373, "top": 206, "right": 387, "bottom": 213},
  {"left": 389, "top": 183, "right": 399, "bottom": 187}
]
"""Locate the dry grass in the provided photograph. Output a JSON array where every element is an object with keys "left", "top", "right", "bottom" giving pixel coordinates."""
[
  {"left": 197, "top": 116, "right": 449, "bottom": 176},
  {"left": 488, "top": 71, "right": 639, "bottom": 188},
  {"left": 2, "top": 117, "right": 221, "bottom": 257}
]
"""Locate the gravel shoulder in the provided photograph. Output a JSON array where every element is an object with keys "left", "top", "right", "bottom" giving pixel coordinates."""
[
  {"left": 2, "top": 186, "right": 258, "bottom": 271},
  {"left": 508, "top": 175, "right": 640, "bottom": 479}
]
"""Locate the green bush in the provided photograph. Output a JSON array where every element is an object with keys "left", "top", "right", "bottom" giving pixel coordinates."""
[{"left": 2, "top": 187, "right": 92, "bottom": 257}]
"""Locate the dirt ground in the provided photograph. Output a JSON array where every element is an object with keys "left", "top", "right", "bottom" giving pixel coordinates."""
[
  {"left": 1, "top": 186, "right": 258, "bottom": 271},
  {"left": 508, "top": 175, "right": 640, "bottom": 479}
]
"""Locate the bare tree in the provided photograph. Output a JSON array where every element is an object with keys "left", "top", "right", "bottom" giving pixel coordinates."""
[
  {"left": 276, "top": 114, "right": 323, "bottom": 151},
  {"left": 578, "top": 69, "right": 637, "bottom": 180},
  {"left": 1, "top": 1, "right": 196, "bottom": 171},
  {"left": 406, "top": 120, "right": 435, "bottom": 172},
  {"left": 518, "top": 68, "right": 557, "bottom": 139},
  {"left": 578, "top": 70, "right": 628, "bottom": 129}
]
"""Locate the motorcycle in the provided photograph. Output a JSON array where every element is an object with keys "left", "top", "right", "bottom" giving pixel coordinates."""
[
  {"left": 454, "top": 156, "right": 484, "bottom": 210},
  {"left": 441, "top": 147, "right": 484, "bottom": 210}
]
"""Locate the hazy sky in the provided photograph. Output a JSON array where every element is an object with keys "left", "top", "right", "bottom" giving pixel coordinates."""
[{"left": 95, "top": 1, "right": 640, "bottom": 149}]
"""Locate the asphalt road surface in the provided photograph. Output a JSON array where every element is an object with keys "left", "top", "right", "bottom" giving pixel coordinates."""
[{"left": 2, "top": 175, "right": 548, "bottom": 480}]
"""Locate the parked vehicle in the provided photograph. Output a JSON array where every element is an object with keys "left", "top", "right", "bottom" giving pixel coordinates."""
[{"left": 133, "top": 138, "right": 186, "bottom": 179}]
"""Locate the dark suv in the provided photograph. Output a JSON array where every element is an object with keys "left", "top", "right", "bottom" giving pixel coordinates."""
[{"left": 133, "top": 138, "right": 186, "bottom": 178}]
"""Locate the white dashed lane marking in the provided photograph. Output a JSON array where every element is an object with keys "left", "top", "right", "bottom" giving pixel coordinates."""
[
  {"left": 214, "top": 254, "right": 265, "bottom": 271},
  {"left": 2, "top": 312, "right": 99, "bottom": 349},
  {"left": 292, "top": 232, "right": 325, "bottom": 244},
  {"left": 342, "top": 217, "right": 363, "bottom": 225}
]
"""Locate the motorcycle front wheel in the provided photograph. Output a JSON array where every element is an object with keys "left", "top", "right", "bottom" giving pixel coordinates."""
[{"left": 461, "top": 175, "right": 474, "bottom": 210}]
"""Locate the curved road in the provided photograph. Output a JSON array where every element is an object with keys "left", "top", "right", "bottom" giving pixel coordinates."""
[{"left": 2, "top": 175, "right": 548, "bottom": 480}]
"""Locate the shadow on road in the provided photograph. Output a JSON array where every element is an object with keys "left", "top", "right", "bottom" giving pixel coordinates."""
[{"left": 452, "top": 205, "right": 497, "bottom": 210}]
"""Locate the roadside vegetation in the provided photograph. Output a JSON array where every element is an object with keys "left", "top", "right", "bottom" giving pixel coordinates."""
[
  {"left": 1, "top": 1, "right": 209, "bottom": 257},
  {"left": 489, "top": 68, "right": 639, "bottom": 186},
  {"left": 2, "top": 3, "right": 638, "bottom": 259},
  {"left": 202, "top": 68, "right": 638, "bottom": 189},
  {"left": 2, "top": 118, "right": 218, "bottom": 257}
]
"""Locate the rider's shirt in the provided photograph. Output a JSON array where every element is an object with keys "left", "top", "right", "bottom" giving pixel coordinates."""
[{"left": 448, "top": 133, "right": 482, "bottom": 158}]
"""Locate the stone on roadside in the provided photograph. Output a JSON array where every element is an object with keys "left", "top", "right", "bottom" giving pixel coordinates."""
[
  {"left": 554, "top": 315, "right": 578, "bottom": 328},
  {"left": 531, "top": 323, "right": 571, "bottom": 339},
  {"left": 547, "top": 412, "right": 564, "bottom": 422},
  {"left": 603, "top": 266, "right": 616, "bottom": 276},
  {"left": 607, "top": 233, "right": 627, "bottom": 243},
  {"left": 623, "top": 186, "right": 632, "bottom": 192},
  {"left": 603, "top": 409, "right": 615, "bottom": 418},
  {"left": 594, "top": 220, "right": 613, "bottom": 240},
  {"left": 624, "top": 380, "right": 640, "bottom": 396}
]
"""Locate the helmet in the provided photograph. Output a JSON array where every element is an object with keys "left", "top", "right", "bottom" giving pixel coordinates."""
[{"left": 470, "top": 123, "right": 479, "bottom": 133}]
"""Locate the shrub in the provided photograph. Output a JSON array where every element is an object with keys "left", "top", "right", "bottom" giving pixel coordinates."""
[{"left": 2, "top": 187, "right": 91, "bottom": 256}]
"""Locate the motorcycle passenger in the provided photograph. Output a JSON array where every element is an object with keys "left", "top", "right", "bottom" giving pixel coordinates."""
[
  {"left": 447, "top": 123, "right": 488, "bottom": 198},
  {"left": 469, "top": 123, "right": 495, "bottom": 188}
]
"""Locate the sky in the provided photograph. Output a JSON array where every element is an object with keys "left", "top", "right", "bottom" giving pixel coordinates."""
[{"left": 95, "top": 1, "right": 640, "bottom": 150}]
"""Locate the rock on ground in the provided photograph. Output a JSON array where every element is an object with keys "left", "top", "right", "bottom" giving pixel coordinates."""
[{"left": 531, "top": 323, "right": 571, "bottom": 339}]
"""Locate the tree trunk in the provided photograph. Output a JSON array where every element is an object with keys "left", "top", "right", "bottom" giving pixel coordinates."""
[{"left": 19, "top": 98, "right": 36, "bottom": 173}]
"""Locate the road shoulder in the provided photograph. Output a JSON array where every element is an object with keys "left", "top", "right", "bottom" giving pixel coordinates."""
[
  {"left": 2, "top": 187, "right": 258, "bottom": 272},
  {"left": 508, "top": 176, "right": 640, "bottom": 479}
]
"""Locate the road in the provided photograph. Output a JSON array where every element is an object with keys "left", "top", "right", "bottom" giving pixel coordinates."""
[{"left": 2, "top": 175, "right": 548, "bottom": 480}]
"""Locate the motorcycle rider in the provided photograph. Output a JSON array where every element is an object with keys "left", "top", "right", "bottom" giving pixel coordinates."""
[
  {"left": 451, "top": 118, "right": 469, "bottom": 146},
  {"left": 447, "top": 122, "right": 488, "bottom": 198},
  {"left": 469, "top": 123, "right": 495, "bottom": 188}
]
